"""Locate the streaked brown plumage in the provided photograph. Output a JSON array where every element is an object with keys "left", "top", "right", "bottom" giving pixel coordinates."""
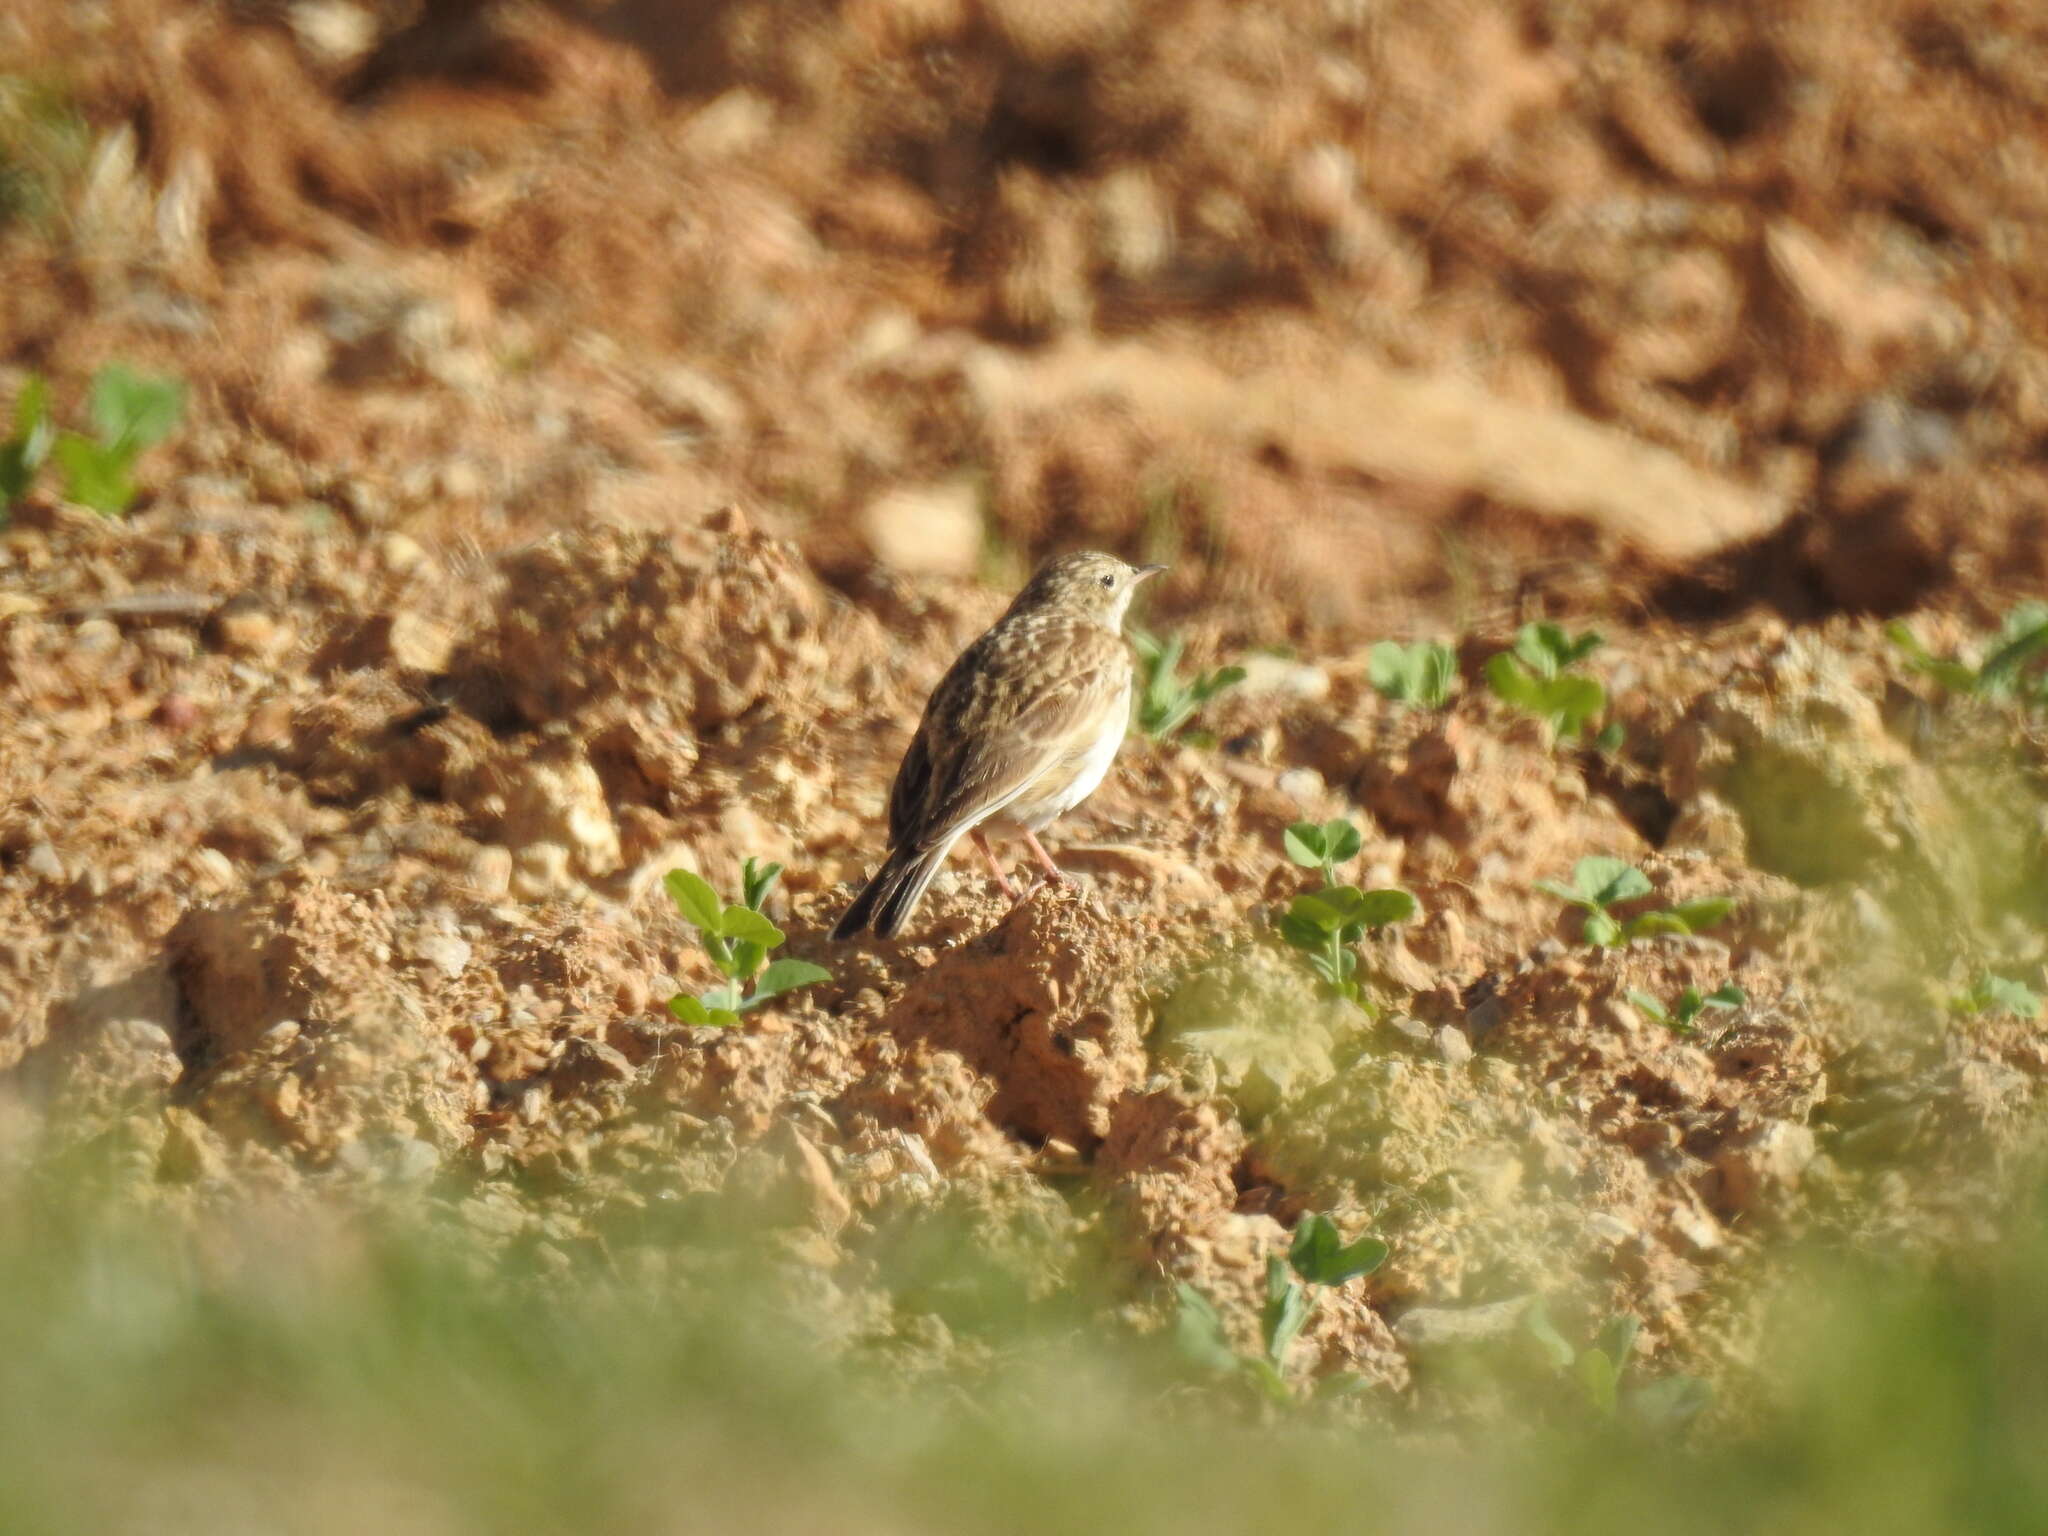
[{"left": 833, "top": 551, "right": 1164, "bottom": 940}]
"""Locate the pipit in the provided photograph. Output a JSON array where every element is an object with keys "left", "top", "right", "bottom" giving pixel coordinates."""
[{"left": 832, "top": 551, "right": 1165, "bottom": 940}]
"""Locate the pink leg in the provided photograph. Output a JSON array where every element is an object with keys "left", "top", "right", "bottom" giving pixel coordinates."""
[
  {"left": 970, "top": 829, "right": 1019, "bottom": 899},
  {"left": 1021, "top": 829, "right": 1070, "bottom": 886}
]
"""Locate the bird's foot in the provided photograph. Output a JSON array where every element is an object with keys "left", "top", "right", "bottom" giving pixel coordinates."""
[
  {"left": 971, "top": 829, "right": 1021, "bottom": 901},
  {"left": 1020, "top": 830, "right": 1070, "bottom": 886},
  {"left": 1017, "top": 870, "right": 1090, "bottom": 912}
]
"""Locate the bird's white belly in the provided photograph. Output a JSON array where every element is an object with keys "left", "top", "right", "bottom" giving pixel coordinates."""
[{"left": 992, "top": 684, "right": 1129, "bottom": 834}]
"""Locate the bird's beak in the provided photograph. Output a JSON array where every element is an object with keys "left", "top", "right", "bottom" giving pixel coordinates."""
[{"left": 1133, "top": 564, "right": 1168, "bottom": 583}]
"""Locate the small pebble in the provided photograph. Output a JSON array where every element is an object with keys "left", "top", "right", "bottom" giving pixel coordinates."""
[{"left": 1276, "top": 767, "right": 1326, "bottom": 807}]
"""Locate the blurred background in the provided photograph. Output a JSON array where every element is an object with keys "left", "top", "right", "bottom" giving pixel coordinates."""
[
  {"left": 6, "top": 3, "right": 2048, "bottom": 1532},
  {"left": 5, "top": 0, "right": 2046, "bottom": 624}
]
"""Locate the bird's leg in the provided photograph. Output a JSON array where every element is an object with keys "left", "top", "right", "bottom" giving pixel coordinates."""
[
  {"left": 970, "top": 829, "right": 1020, "bottom": 900},
  {"left": 1021, "top": 830, "right": 1071, "bottom": 886}
]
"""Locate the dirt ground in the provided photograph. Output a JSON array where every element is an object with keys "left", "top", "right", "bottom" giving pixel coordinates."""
[{"left": 4, "top": 0, "right": 2048, "bottom": 1411}]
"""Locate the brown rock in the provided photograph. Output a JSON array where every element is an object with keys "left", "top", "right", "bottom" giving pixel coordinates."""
[
  {"left": 879, "top": 887, "right": 1151, "bottom": 1148},
  {"left": 169, "top": 872, "right": 475, "bottom": 1163},
  {"left": 238, "top": 694, "right": 296, "bottom": 749},
  {"left": 859, "top": 481, "right": 983, "bottom": 578},
  {"left": 384, "top": 610, "right": 457, "bottom": 674},
  {"left": 1097, "top": 1087, "right": 1248, "bottom": 1268},
  {"left": 498, "top": 734, "right": 622, "bottom": 888},
  {"left": 159, "top": 1107, "right": 229, "bottom": 1183},
  {"left": 207, "top": 595, "right": 285, "bottom": 658},
  {"left": 478, "top": 519, "right": 853, "bottom": 732},
  {"left": 1057, "top": 843, "right": 1221, "bottom": 903},
  {"left": 968, "top": 338, "right": 1786, "bottom": 562},
  {"left": 1709, "top": 1118, "right": 1817, "bottom": 1214},
  {"left": 784, "top": 1124, "right": 853, "bottom": 1236}
]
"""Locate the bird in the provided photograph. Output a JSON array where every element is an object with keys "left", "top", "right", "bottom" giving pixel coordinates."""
[{"left": 832, "top": 551, "right": 1166, "bottom": 941}]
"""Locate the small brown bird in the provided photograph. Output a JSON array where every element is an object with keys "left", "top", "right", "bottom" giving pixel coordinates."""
[{"left": 833, "top": 551, "right": 1165, "bottom": 940}]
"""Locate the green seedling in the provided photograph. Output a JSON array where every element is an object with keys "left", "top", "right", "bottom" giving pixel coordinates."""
[
  {"left": 1887, "top": 603, "right": 2048, "bottom": 702},
  {"left": 1173, "top": 1283, "right": 1242, "bottom": 1377},
  {"left": 1176, "top": 1211, "right": 1389, "bottom": 1403},
  {"left": 1516, "top": 622, "right": 1604, "bottom": 674},
  {"left": 1282, "top": 818, "right": 1361, "bottom": 885},
  {"left": 1287, "top": 1211, "right": 1391, "bottom": 1287},
  {"left": 59, "top": 365, "right": 185, "bottom": 514},
  {"left": 1627, "top": 982, "right": 1746, "bottom": 1035},
  {"left": 3, "top": 365, "right": 184, "bottom": 516},
  {"left": 1130, "top": 626, "right": 1246, "bottom": 744},
  {"left": 1524, "top": 1308, "right": 1634, "bottom": 1419},
  {"left": 1951, "top": 972, "right": 2042, "bottom": 1020},
  {"left": 1251, "top": 1256, "right": 1311, "bottom": 1401},
  {"left": 1485, "top": 621, "right": 1617, "bottom": 745},
  {"left": 1279, "top": 819, "right": 1417, "bottom": 1006},
  {"left": 0, "top": 376, "right": 53, "bottom": 507},
  {"left": 1369, "top": 639, "right": 1458, "bottom": 709},
  {"left": 1537, "top": 857, "right": 1733, "bottom": 948},
  {"left": 1519, "top": 1305, "right": 1710, "bottom": 1427},
  {"left": 664, "top": 858, "right": 830, "bottom": 1026}
]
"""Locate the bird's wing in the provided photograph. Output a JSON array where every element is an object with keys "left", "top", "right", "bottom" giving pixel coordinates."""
[{"left": 891, "top": 620, "right": 1128, "bottom": 852}]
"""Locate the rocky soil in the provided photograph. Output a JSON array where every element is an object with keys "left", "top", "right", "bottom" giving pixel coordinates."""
[{"left": 4, "top": 0, "right": 2048, "bottom": 1414}]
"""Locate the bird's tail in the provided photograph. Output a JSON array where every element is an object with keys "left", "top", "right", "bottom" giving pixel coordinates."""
[{"left": 831, "top": 839, "right": 955, "bottom": 941}]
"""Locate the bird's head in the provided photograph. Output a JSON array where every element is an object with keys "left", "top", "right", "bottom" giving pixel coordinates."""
[{"left": 1007, "top": 551, "right": 1166, "bottom": 629}]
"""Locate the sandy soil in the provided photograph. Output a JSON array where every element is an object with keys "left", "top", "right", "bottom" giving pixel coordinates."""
[{"left": 3, "top": 0, "right": 2047, "bottom": 1410}]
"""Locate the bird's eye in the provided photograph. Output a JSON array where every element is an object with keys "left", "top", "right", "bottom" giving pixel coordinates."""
[{"left": 1100, "top": 573, "right": 1116, "bottom": 589}]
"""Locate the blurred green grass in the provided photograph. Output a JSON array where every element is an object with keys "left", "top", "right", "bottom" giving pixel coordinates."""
[
  {"left": 0, "top": 1175, "right": 2044, "bottom": 1536},
  {"left": 0, "top": 75, "right": 89, "bottom": 233}
]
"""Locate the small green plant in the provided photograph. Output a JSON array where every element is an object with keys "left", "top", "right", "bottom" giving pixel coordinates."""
[
  {"left": 1172, "top": 1283, "right": 1242, "bottom": 1378},
  {"left": 1278, "top": 819, "right": 1417, "bottom": 1006},
  {"left": 1887, "top": 604, "right": 2048, "bottom": 703},
  {"left": 1176, "top": 1212, "right": 1389, "bottom": 1403},
  {"left": 1523, "top": 1310, "right": 1712, "bottom": 1433},
  {"left": 1537, "top": 857, "right": 1733, "bottom": 949},
  {"left": 1518, "top": 1306, "right": 1706, "bottom": 1425},
  {"left": 1282, "top": 818, "right": 1362, "bottom": 885},
  {"left": 0, "top": 76, "right": 92, "bottom": 231},
  {"left": 1951, "top": 972, "right": 2042, "bottom": 1020},
  {"left": 1523, "top": 1305, "right": 1633, "bottom": 1417},
  {"left": 1485, "top": 621, "right": 1619, "bottom": 746},
  {"left": 1130, "top": 627, "right": 1246, "bottom": 744},
  {"left": 1368, "top": 639, "right": 1457, "bottom": 708},
  {"left": 0, "top": 377, "right": 53, "bottom": 506},
  {"left": 1285, "top": 1211, "right": 1390, "bottom": 1287},
  {"left": 1627, "top": 982, "right": 1746, "bottom": 1035},
  {"left": 664, "top": 858, "right": 830, "bottom": 1026},
  {"left": 3, "top": 365, "right": 184, "bottom": 517}
]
